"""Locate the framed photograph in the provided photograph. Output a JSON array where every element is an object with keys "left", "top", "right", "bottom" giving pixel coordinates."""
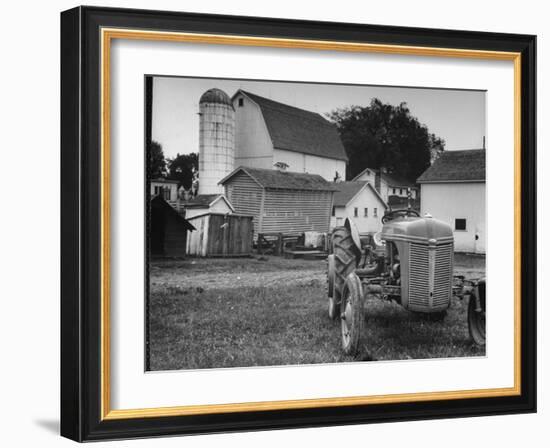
[{"left": 60, "top": 6, "right": 536, "bottom": 442}]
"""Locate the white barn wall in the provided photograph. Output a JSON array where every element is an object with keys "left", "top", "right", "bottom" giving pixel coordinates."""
[
  {"left": 421, "top": 182, "right": 486, "bottom": 253},
  {"left": 233, "top": 93, "right": 274, "bottom": 169},
  {"left": 273, "top": 148, "right": 346, "bottom": 181}
]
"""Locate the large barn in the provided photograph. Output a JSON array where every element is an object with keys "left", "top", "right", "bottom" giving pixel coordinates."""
[
  {"left": 231, "top": 90, "right": 348, "bottom": 181},
  {"left": 220, "top": 166, "right": 337, "bottom": 238},
  {"left": 417, "top": 149, "right": 486, "bottom": 254}
]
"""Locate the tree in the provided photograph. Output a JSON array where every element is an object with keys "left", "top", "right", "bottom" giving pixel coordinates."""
[
  {"left": 167, "top": 153, "right": 199, "bottom": 189},
  {"left": 328, "top": 99, "right": 445, "bottom": 181},
  {"left": 149, "top": 140, "right": 167, "bottom": 178}
]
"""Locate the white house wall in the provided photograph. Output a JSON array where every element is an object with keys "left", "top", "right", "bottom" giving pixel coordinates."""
[
  {"left": 150, "top": 181, "right": 178, "bottom": 201},
  {"left": 420, "top": 182, "right": 486, "bottom": 254},
  {"left": 330, "top": 187, "right": 386, "bottom": 234},
  {"left": 272, "top": 148, "right": 346, "bottom": 181},
  {"left": 233, "top": 93, "right": 273, "bottom": 169}
]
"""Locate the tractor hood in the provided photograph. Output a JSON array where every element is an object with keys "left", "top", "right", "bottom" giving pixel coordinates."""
[{"left": 381, "top": 216, "right": 453, "bottom": 245}]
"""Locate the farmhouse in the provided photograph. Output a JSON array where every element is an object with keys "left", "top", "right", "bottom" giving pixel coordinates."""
[
  {"left": 220, "top": 166, "right": 337, "bottom": 238},
  {"left": 417, "top": 149, "right": 485, "bottom": 254},
  {"left": 181, "top": 194, "right": 234, "bottom": 219},
  {"left": 353, "top": 167, "right": 418, "bottom": 202},
  {"left": 330, "top": 181, "right": 388, "bottom": 233},
  {"left": 231, "top": 90, "right": 348, "bottom": 181},
  {"left": 150, "top": 178, "right": 179, "bottom": 202},
  {"left": 150, "top": 195, "right": 195, "bottom": 257}
]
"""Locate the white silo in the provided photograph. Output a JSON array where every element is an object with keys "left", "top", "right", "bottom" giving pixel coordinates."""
[{"left": 198, "top": 88, "right": 235, "bottom": 195}]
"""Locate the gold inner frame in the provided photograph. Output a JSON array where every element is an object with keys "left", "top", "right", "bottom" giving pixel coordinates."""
[{"left": 100, "top": 28, "right": 522, "bottom": 421}]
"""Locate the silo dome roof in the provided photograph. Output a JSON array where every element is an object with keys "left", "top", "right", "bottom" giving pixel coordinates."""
[{"left": 199, "top": 88, "right": 232, "bottom": 106}]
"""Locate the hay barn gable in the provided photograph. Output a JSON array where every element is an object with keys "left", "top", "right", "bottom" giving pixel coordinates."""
[{"left": 232, "top": 90, "right": 347, "bottom": 181}]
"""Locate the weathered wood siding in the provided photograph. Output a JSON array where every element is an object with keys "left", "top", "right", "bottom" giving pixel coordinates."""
[
  {"left": 186, "top": 213, "right": 253, "bottom": 257},
  {"left": 224, "top": 171, "right": 262, "bottom": 232},
  {"left": 273, "top": 148, "right": 346, "bottom": 182},
  {"left": 186, "top": 214, "right": 209, "bottom": 257},
  {"left": 261, "top": 189, "right": 333, "bottom": 234}
]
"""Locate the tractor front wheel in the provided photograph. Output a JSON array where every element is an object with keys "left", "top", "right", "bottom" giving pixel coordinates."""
[
  {"left": 468, "top": 295, "right": 486, "bottom": 346},
  {"left": 330, "top": 227, "right": 359, "bottom": 321},
  {"left": 341, "top": 273, "right": 364, "bottom": 356}
]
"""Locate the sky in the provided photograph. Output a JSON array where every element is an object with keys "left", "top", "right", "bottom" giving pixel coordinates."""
[{"left": 151, "top": 76, "right": 486, "bottom": 160}]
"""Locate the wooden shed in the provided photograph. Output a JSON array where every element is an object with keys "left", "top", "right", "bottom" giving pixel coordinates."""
[
  {"left": 186, "top": 213, "right": 254, "bottom": 257},
  {"left": 219, "top": 166, "right": 336, "bottom": 238},
  {"left": 150, "top": 195, "right": 195, "bottom": 257}
]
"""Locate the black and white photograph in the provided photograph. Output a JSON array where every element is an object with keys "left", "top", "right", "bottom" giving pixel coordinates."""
[{"left": 145, "top": 76, "right": 487, "bottom": 371}]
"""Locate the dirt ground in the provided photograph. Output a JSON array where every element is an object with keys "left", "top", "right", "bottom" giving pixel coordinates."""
[{"left": 148, "top": 253, "right": 486, "bottom": 371}]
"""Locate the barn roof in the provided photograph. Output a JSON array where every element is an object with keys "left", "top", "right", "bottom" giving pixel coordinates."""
[
  {"left": 417, "top": 149, "right": 486, "bottom": 183},
  {"left": 236, "top": 90, "right": 348, "bottom": 162},
  {"left": 151, "top": 195, "right": 195, "bottom": 231},
  {"left": 332, "top": 181, "right": 387, "bottom": 207},
  {"left": 219, "top": 166, "right": 338, "bottom": 191}
]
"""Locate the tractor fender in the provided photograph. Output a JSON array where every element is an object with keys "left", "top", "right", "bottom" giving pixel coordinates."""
[
  {"left": 344, "top": 217, "right": 363, "bottom": 255},
  {"left": 474, "top": 278, "right": 486, "bottom": 312}
]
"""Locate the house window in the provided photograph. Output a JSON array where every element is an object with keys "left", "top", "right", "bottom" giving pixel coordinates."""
[
  {"left": 332, "top": 206, "right": 336, "bottom": 217},
  {"left": 399, "top": 188, "right": 403, "bottom": 195},
  {"left": 163, "top": 187, "right": 171, "bottom": 201},
  {"left": 238, "top": 98, "right": 244, "bottom": 107},
  {"left": 374, "top": 208, "right": 378, "bottom": 217},
  {"left": 364, "top": 208, "right": 368, "bottom": 217},
  {"left": 354, "top": 207, "right": 358, "bottom": 217},
  {"left": 455, "top": 218, "right": 467, "bottom": 231},
  {"left": 392, "top": 188, "right": 396, "bottom": 194}
]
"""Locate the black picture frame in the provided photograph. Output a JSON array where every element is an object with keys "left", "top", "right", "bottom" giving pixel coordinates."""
[{"left": 61, "top": 6, "right": 536, "bottom": 442}]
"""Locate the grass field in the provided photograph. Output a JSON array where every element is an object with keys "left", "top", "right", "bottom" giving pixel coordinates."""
[{"left": 148, "top": 254, "right": 485, "bottom": 371}]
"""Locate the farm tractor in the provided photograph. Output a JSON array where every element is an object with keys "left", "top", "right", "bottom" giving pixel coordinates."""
[{"left": 327, "top": 208, "right": 486, "bottom": 356}]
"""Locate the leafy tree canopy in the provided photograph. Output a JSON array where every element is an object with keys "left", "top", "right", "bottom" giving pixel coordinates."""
[
  {"left": 149, "top": 140, "right": 167, "bottom": 179},
  {"left": 167, "top": 152, "right": 198, "bottom": 189},
  {"left": 328, "top": 99, "right": 445, "bottom": 182}
]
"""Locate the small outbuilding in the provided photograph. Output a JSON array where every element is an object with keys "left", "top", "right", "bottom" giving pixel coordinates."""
[
  {"left": 417, "top": 149, "right": 486, "bottom": 254},
  {"left": 150, "top": 195, "right": 195, "bottom": 257},
  {"left": 353, "top": 167, "right": 419, "bottom": 202},
  {"left": 182, "top": 194, "right": 235, "bottom": 219},
  {"left": 186, "top": 213, "right": 254, "bottom": 257},
  {"left": 220, "top": 166, "right": 337, "bottom": 238}
]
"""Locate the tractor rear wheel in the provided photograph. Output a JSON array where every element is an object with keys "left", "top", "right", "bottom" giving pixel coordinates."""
[
  {"left": 330, "top": 227, "right": 359, "bottom": 320},
  {"left": 468, "top": 295, "right": 486, "bottom": 346},
  {"left": 341, "top": 272, "right": 364, "bottom": 356}
]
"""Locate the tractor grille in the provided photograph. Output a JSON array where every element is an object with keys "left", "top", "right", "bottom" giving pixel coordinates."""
[{"left": 409, "top": 243, "right": 453, "bottom": 311}]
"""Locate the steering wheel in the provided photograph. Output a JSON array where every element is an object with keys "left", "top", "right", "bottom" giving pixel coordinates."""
[{"left": 381, "top": 208, "right": 420, "bottom": 224}]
